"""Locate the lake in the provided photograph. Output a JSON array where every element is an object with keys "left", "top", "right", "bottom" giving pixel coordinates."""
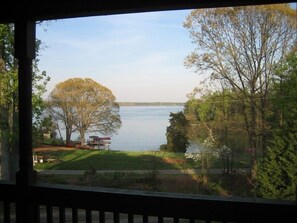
[
  {"left": 106, "top": 106, "right": 183, "bottom": 151},
  {"left": 66, "top": 105, "right": 200, "bottom": 152}
]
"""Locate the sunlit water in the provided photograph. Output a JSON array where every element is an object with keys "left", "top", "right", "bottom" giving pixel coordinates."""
[
  {"left": 70, "top": 105, "right": 200, "bottom": 152},
  {"left": 108, "top": 106, "right": 183, "bottom": 151}
]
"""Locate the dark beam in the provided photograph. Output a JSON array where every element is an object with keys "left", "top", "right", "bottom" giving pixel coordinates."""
[
  {"left": 0, "top": 0, "right": 293, "bottom": 23},
  {"left": 14, "top": 19, "right": 37, "bottom": 223},
  {"left": 15, "top": 20, "right": 36, "bottom": 185}
]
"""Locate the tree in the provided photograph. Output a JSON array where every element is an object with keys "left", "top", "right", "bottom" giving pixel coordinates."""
[
  {"left": 48, "top": 78, "right": 122, "bottom": 145},
  {"left": 0, "top": 23, "right": 50, "bottom": 180},
  {"left": 255, "top": 52, "right": 297, "bottom": 200},
  {"left": 184, "top": 4, "right": 296, "bottom": 176},
  {"left": 32, "top": 114, "right": 58, "bottom": 147},
  {"left": 47, "top": 86, "right": 77, "bottom": 144},
  {"left": 255, "top": 132, "right": 297, "bottom": 200},
  {"left": 163, "top": 111, "right": 189, "bottom": 153},
  {"left": 185, "top": 90, "right": 246, "bottom": 174}
]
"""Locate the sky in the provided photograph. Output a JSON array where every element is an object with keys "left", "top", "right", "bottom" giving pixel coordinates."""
[{"left": 36, "top": 9, "right": 202, "bottom": 103}]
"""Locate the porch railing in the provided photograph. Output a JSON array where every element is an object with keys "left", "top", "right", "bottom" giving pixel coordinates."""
[{"left": 1, "top": 181, "right": 296, "bottom": 223}]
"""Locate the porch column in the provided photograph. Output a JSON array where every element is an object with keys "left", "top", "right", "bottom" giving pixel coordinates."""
[{"left": 14, "top": 19, "right": 37, "bottom": 223}]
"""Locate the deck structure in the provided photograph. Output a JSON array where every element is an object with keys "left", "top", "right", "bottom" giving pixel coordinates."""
[{"left": 0, "top": 1, "right": 296, "bottom": 223}]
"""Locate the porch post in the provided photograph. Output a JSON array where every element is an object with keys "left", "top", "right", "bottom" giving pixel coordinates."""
[{"left": 14, "top": 19, "right": 37, "bottom": 223}]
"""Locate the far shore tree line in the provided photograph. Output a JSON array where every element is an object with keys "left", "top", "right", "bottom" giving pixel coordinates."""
[{"left": 0, "top": 4, "right": 296, "bottom": 200}]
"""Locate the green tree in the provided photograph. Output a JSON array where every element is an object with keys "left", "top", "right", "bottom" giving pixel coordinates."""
[
  {"left": 255, "top": 132, "right": 297, "bottom": 200},
  {"left": 164, "top": 111, "right": 189, "bottom": 153},
  {"left": 185, "top": 90, "right": 246, "bottom": 174},
  {"left": 48, "top": 78, "right": 122, "bottom": 145},
  {"left": 255, "top": 52, "right": 297, "bottom": 200},
  {"left": 32, "top": 115, "right": 58, "bottom": 147},
  {"left": 184, "top": 4, "right": 296, "bottom": 176},
  {"left": 0, "top": 23, "right": 50, "bottom": 180}
]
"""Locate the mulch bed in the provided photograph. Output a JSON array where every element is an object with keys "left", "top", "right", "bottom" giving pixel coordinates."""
[{"left": 33, "top": 144, "right": 77, "bottom": 152}]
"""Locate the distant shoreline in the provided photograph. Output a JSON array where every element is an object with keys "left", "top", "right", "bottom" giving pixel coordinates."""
[{"left": 118, "top": 102, "right": 185, "bottom": 106}]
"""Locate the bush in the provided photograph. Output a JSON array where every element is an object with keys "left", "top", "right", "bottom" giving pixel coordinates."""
[
  {"left": 159, "top": 144, "right": 167, "bottom": 151},
  {"left": 82, "top": 165, "right": 98, "bottom": 186},
  {"left": 42, "top": 138, "right": 65, "bottom": 146}
]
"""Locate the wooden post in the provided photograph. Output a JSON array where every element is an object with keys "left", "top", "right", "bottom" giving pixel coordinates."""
[{"left": 14, "top": 19, "right": 37, "bottom": 223}]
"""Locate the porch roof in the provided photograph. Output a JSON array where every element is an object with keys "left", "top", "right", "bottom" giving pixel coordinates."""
[{"left": 0, "top": 0, "right": 293, "bottom": 23}]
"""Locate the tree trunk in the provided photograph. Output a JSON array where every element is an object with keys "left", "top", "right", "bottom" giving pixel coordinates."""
[
  {"left": 249, "top": 93, "right": 258, "bottom": 179},
  {"left": 260, "top": 97, "right": 268, "bottom": 157},
  {"left": 10, "top": 105, "right": 19, "bottom": 180},
  {"left": 80, "top": 129, "right": 85, "bottom": 146},
  {"left": 55, "top": 121, "right": 63, "bottom": 140},
  {"left": 65, "top": 127, "right": 72, "bottom": 144},
  {"left": 240, "top": 94, "right": 257, "bottom": 179}
]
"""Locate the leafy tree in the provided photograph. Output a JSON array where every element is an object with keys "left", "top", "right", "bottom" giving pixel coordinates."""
[
  {"left": 184, "top": 4, "right": 296, "bottom": 176},
  {"left": 269, "top": 51, "right": 297, "bottom": 131},
  {"left": 47, "top": 86, "right": 77, "bottom": 144},
  {"left": 163, "top": 111, "right": 189, "bottom": 153},
  {"left": 48, "top": 78, "right": 122, "bottom": 145},
  {"left": 255, "top": 132, "right": 297, "bottom": 200},
  {"left": 0, "top": 23, "right": 50, "bottom": 180},
  {"left": 32, "top": 115, "right": 58, "bottom": 147},
  {"left": 184, "top": 90, "right": 246, "bottom": 174},
  {"left": 255, "top": 52, "right": 297, "bottom": 200},
  {"left": 0, "top": 24, "right": 17, "bottom": 180}
]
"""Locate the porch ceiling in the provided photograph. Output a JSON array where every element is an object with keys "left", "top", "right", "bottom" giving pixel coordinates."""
[{"left": 0, "top": 0, "right": 293, "bottom": 23}]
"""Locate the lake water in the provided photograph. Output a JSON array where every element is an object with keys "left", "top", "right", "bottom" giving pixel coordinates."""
[{"left": 106, "top": 106, "right": 183, "bottom": 151}]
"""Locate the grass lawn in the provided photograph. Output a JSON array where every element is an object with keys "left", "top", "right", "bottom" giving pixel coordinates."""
[
  {"left": 34, "top": 149, "right": 197, "bottom": 171},
  {"left": 34, "top": 148, "right": 253, "bottom": 197}
]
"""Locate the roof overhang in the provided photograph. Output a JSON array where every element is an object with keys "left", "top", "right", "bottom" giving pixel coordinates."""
[{"left": 1, "top": 0, "right": 293, "bottom": 23}]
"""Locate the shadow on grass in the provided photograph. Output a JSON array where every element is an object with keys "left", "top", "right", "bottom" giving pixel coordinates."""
[
  {"left": 34, "top": 149, "right": 189, "bottom": 171},
  {"left": 35, "top": 149, "right": 253, "bottom": 197}
]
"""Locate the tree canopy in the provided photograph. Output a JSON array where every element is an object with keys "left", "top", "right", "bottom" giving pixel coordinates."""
[
  {"left": 183, "top": 4, "right": 296, "bottom": 176},
  {"left": 0, "top": 23, "right": 50, "bottom": 180},
  {"left": 255, "top": 52, "right": 297, "bottom": 200},
  {"left": 162, "top": 111, "right": 190, "bottom": 153},
  {"left": 48, "top": 78, "right": 122, "bottom": 145}
]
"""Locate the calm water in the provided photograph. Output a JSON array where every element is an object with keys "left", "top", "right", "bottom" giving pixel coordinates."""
[{"left": 107, "top": 106, "right": 183, "bottom": 151}]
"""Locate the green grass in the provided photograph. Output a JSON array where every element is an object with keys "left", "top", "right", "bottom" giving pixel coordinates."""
[
  {"left": 35, "top": 149, "right": 253, "bottom": 197},
  {"left": 34, "top": 150, "right": 194, "bottom": 170}
]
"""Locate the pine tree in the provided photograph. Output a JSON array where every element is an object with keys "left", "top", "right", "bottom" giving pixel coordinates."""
[{"left": 255, "top": 131, "right": 297, "bottom": 200}]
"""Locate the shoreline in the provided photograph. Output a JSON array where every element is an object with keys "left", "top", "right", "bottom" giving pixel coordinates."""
[{"left": 118, "top": 102, "right": 184, "bottom": 106}]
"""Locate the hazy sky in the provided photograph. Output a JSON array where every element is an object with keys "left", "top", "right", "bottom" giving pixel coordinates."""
[{"left": 36, "top": 9, "right": 202, "bottom": 102}]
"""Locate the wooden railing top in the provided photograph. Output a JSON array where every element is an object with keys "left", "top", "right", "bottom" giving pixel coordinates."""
[{"left": 1, "top": 181, "right": 296, "bottom": 222}]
